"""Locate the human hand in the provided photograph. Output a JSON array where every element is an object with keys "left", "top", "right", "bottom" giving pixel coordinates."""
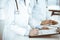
[
  {"left": 41, "top": 20, "right": 58, "bottom": 25},
  {"left": 41, "top": 20, "right": 50, "bottom": 25},
  {"left": 41, "top": 27, "right": 49, "bottom": 30},
  {"left": 29, "top": 28, "right": 39, "bottom": 36}
]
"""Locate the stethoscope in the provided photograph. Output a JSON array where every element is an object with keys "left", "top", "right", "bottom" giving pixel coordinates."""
[
  {"left": 15, "top": 0, "right": 26, "bottom": 10},
  {"left": 15, "top": 0, "right": 19, "bottom": 14}
]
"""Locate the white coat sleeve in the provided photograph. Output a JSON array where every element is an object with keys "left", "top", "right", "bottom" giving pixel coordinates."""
[
  {"left": 10, "top": 24, "right": 31, "bottom": 36},
  {"left": 10, "top": 25, "right": 31, "bottom": 36},
  {"left": 28, "top": 17, "right": 42, "bottom": 29}
]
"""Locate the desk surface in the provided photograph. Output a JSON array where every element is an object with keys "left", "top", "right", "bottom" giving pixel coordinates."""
[
  {"left": 29, "top": 33, "right": 60, "bottom": 38},
  {"left": 29, "top": 35, "right": 60, "bottom": 40}
]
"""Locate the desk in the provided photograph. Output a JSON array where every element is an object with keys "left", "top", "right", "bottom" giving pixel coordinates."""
[
  {"left": 49, "top": 10, "right": 60, "bottom": 16},
  {"left": 29, "top": 34, "right": 60, "bottom": 40},
  {"left": 29, "top": 33, "right": 60, "bottom": 40}
]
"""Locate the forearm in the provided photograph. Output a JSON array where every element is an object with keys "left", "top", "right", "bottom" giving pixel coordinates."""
[
  {"left": 10, "top": 24, "right": 31, "bottom": 36},
  {"left": 10, "top": 25, "right": 26, "bottom": 35},
  {"left": 29, "top": 18, "right": 42, "bottom": 29}
]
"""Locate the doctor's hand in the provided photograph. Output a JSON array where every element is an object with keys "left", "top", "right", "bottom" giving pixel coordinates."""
[
  {"left": 29, "top": 29, "right": 39, "bottom": 36},
  {"left": 41, "top": 20, "right": 58, "bottom": 25}
]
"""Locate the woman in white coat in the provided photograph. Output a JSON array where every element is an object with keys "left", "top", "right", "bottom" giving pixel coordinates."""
[{"left": 3, "top": 0, "right": 39, "bottom": 40}]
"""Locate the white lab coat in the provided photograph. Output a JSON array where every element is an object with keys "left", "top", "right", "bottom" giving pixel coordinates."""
[
  {"left": 28, "top": 0, "right": 47, "bottom": 28},
  {"left": 3, "top": 0, "right": 31, "bottom": 40}
]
